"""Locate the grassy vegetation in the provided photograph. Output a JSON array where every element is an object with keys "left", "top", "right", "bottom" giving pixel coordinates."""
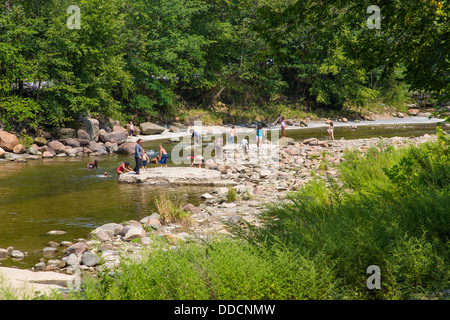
[
  {"left": 154, "top": 193, "right": 193, "bottom": 226},
  {"left": 59, "top": 129, "right": 449, "bottom": 300}
]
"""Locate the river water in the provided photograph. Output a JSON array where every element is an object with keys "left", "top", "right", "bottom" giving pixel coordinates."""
[{"left": 0, "top": 120, "right": 445, "bottom": 269}]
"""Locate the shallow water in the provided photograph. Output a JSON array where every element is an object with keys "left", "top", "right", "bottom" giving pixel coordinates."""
[{"left": 0, "top": 121, "right": 445, "bottom": 269}]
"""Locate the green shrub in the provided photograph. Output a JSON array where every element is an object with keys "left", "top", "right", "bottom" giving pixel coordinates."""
[
  {"left": 227, "top": 188, "right": 238, "bottom": 203},
  {"left": 72, "top": 237, "right": 337, "bottom": 300}
]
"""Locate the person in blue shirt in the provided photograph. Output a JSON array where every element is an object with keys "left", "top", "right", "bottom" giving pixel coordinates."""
[
  {"left": 255, "top": 124, "right": 263, "bottom": 148},
  {"left": 190, "top": 129, "right": 201, "bottom": 146}
]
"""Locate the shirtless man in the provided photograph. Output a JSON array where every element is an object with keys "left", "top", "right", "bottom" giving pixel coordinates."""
[{"left": 159, "top": 145, "right": 169, "bottom": 168}]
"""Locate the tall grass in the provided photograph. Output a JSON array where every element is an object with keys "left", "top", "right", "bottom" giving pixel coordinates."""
[{"left": 154, "top": 192, "right": 193, "bottom": 226}]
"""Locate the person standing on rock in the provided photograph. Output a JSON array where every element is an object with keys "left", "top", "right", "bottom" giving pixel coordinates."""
[
  {"left": 214, "top": 136, "right": 223, "bottom": 160},
  {"left": 129, "top": 121, "right": 134, "bottom": 136},
  {"left": 159, "top": 145, "right": 169, "bottom": 168},
  {"left": 227, "top": 125, "right": 237, "bottom": 144},
  {"left": 255, "top": 124, "right": 264, "bottom": 148},
  {"left": 280, "top": 116, "right": 286, "bottom": 138},
  {"left": 134, "top": 139, "right": 144, "bottom": 174},
  {"left": 142, "top": 150, "right": 150, "bottom": 171},
  {"left": 328, "top": 121, "right": 334, "bottom": 141}
]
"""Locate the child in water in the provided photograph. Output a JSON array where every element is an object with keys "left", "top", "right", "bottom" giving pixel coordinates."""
[{"left": 87, "top": 159, "right": 99, "bottom": 169}]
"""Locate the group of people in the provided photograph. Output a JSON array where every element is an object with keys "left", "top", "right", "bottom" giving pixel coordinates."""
[
  {"left": 116, "top": 141, "right": 168, "bottom": 176},
  {"left": 87, "top": 140, "right": 170, "bottom": 177},
  {"left": 131, "top": 139, "right": 169, "bottom": 175},
  {"left": 88, "top": 117, "right": 335, "bottom": 176}
]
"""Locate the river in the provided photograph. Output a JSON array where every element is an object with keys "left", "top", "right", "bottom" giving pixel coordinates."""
[{"left": 0, "top": 119, "right": 445, "bottom": 269}]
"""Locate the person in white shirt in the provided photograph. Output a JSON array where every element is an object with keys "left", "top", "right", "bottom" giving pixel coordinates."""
[
  {"left": 241, "top": 136, "right": 249, "bottom": 155},
  {"left": 129, "top": 121, "right": 134, "bottom": 136},
  {"left": 280, "top": 116, "right": 286, "bottom": 138}
]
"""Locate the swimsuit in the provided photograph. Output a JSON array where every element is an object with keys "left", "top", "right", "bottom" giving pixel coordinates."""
[
  {"left": 160, "top": 153, "right": 169, "bottom": 164},
  {"left": 117, "top": 165, "right": 125, "bottom": 173}
]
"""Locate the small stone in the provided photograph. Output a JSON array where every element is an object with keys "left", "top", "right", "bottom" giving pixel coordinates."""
[
  {"left": 11, "top": 250, "right": 25, "bottom": 259},
  {"left": 46, "top": 230, "right": 67, "bottom": 236}
]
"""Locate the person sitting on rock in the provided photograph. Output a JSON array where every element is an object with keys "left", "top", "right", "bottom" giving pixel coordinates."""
[
  {"left": 87, "top": 159, "right": 99, "bottom": 169},
  {"left": 116, "top": 161, "right": 132, "bottom": 176}
]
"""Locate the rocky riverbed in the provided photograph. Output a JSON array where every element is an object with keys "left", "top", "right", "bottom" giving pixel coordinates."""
[
  {"left": 0, "top": 132, "right": 440, "bottom": 299},
  {"left": 0, "top": 112, "right": 446, "bottom": 297}
]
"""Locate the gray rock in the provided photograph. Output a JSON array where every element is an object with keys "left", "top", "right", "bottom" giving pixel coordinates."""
[
  {"left": 93, "top": 223, "right": 124, "bottom": 237},
  {"left": 52, "top": 127, "right": 76, "bottom": 139},
  {"left": 117, "top": 142, "right": 136, "bottom": 155},
  {"left": 46, "top": 230, "right": 67, "bottom": 236},
  {"left": 139, "top": 122, "right": 165, "bottom": 135},
  {"left": 81, "top": 251, "right": 99, "bottom": 267},
  {"left": 11, "top": 250, "right": 25, "bottom": 259},
  {"left": 43, "top": 247, "right": 58, "bottom": 255},
  {"left": 77, "top": 129, "right": 91, "bottom": 140},
  {"left": 122, "top": 226, "right": 147, "bottom": 241},
  {"left": 78, "top": 117, "right": 99, "bottom": 141}
]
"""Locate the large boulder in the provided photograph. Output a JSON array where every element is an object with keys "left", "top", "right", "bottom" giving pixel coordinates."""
[
  {"left": 0, "top": 147, "right": 5, "bottom": 158},
  {"left": 140, "top": 122, "right": 165, "bottom": 135},
  {"left": 117, "top": 141, "right": 136, "bottom": 154},
  {"left": 113, "top": 125, "right": 128, "bottom": 135},
  {"left": 0, "top": 130, "right": 19, "bottom": 151},
  {"left": 107, "top": 132, "right": 127, "bottom": 144},
  {"left": 47, "top": 140, "right": 67, "bottom": 154},
  {"left": 33, "top": 136, "right": 48, "bottom": 146},
  {"left": 51, "top": 127, "right": 76, "bottom": 139},
  {"left": 78, "top": 117, "right": 100, "bottom": 141},
  {"left": 62, "top": 138, "right": 80, "bottom": 148},
  {"left": 98, "top": 130, "right": 127, "bottom": 144},
  {"left": 77, "top": 129, "right": 91, "bottom": 141},
  {"left": 12, "top": 144, "right": 26, "bottom": 154}
]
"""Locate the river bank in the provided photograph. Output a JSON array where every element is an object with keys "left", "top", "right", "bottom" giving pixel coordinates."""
[{"left": 0, "top": 129, "right": 443, "bottom": 298}]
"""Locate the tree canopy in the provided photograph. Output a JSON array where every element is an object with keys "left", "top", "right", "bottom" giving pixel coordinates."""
[{"left": 1, "top": 0, "right": 448, "bottom": 131}]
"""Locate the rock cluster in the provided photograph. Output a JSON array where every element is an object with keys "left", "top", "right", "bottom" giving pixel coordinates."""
[{"left": 0, "top": 131, "right": 439, "bottom": 281}]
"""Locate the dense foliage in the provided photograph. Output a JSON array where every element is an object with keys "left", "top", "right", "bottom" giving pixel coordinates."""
[{"left": 1, "top": 0, "right": 448, "bottom": 131}]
